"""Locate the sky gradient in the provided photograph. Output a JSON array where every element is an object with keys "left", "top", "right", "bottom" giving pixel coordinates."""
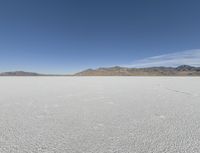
[{"left": 0, "top": 0, "right": 200, "bottom": 74}]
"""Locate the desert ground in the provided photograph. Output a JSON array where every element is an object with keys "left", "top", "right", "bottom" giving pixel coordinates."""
[{"left": 0, "top": 77, "right": 200, "bottom": 153}]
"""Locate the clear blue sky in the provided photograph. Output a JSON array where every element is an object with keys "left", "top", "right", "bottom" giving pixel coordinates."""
[{"left": 0, "top": 0, "right": 200, "bottom": 74}]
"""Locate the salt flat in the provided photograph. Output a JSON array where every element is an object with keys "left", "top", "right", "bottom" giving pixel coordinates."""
[{"left": 0, "top": 77, "right": 200, "bottom": 153}]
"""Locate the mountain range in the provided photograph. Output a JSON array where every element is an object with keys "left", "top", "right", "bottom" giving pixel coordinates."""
[
  {"left": 0, "top": 71, "right": 43, "bottom": 76},
  {"left": 1, "top": 65, "right": 200, "bottom": 76},
  {"left": 75, "top": 65, "right": 200, "bottom": 76}
]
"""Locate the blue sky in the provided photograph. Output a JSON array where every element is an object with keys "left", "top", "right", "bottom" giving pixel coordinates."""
[
  {"left": 126, "top": 49, "right": 200, "bottom": 68},
  {"left": 0, "top": 0, "right": 200, "bottom": 74}
]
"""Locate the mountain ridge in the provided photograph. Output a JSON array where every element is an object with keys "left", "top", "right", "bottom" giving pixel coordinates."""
[
  {"left": 75, "top": 65, "right": 200, "bottom": 76},
  {"left": 1, "top": 65, "right": 200, "bottom": 76},
  {"left": 0, "top": 71, "right": 43, "bottom": 76}
]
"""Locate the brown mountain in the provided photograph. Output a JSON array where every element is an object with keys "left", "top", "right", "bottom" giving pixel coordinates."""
[
  {"left": 1, "top": 65, "right": 200, "bottom": 76},
  {"left": 75, "top": 65, "right": 200, "bottom": 76},
  {"left": 0, "top": 71, "right": 42, "bottom": 76}
]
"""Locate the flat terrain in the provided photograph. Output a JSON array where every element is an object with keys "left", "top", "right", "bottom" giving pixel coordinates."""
[{"left": 0, "top": 77, "right": 200, "bottom": 153}]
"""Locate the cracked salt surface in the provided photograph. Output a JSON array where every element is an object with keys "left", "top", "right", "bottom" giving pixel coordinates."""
[{"left": 0, "top": 77, "right": 200, "bottom": 153}]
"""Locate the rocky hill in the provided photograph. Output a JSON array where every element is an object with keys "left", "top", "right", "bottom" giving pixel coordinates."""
[
  {"left": 0, "top": 71, "right": 42, "bottom": 76},
  {"left": 75, "top": 65, "right": 200, "bottom": 76}
]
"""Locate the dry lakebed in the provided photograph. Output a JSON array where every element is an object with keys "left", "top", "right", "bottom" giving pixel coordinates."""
[{"left": 0, "top": 77, "right": 200, "bottom": 153}]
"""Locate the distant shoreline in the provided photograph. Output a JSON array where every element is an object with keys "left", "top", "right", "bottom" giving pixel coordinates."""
[{"left": 1, "top": 65, "right": 200, "bottom": 76}]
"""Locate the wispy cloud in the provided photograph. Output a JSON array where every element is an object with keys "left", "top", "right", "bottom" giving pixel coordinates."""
[{"left": 126, "top": 49, "right": 200, "bottom": 68}]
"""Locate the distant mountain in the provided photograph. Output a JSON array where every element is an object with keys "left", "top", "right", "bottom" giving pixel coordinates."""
[
  {"left": 75, "top": 65, "right": 200, "bottom": 76},
  {"left": 0, "top": 71, "right": 43, "bottom": 76},
  {"left": 0, "top": 71, "right": 71, "bottom": 76},
  {"left": 1, "top": 65, "right": 200, "bottom": 76}
]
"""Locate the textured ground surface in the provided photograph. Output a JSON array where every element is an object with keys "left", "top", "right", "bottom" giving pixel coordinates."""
[{"left": 0, "top": 77, "right": 200, "bottom": 153}]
